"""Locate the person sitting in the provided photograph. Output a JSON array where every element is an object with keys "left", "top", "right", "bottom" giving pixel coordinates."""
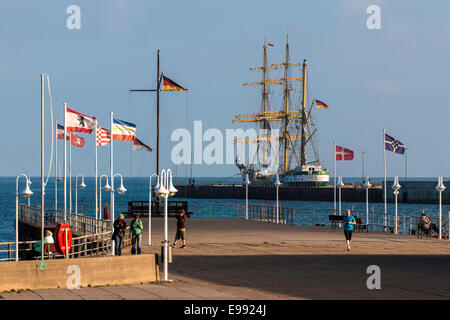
[{"left": 419, "top": 213, "right": 439, "bottom": 235}]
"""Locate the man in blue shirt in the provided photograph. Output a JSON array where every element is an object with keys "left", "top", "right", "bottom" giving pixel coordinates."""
[{"left": 343, "top": 209, "right": 356, "bottom": 251}]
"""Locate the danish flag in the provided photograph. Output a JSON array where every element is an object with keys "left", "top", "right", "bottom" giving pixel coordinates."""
[
  {"left": 96, "top": 126, "right": 111, "bottom": 146},
  {"left": 335, "top": 145, "right": 354, "bottom": 161}
]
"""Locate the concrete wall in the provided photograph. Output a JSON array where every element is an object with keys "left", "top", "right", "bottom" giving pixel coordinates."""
[{"left": 0, "top": 254, "right": 159, "bottom": 292}]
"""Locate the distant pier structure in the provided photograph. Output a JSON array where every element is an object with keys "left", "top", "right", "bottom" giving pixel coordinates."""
[{"left": 176, "top": 180, "right": 450, "bottom": 204}]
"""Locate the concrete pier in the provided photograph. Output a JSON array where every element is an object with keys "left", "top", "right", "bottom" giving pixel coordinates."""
[{"left": 2, "top": 217, "right": 450, "bottom": 300}]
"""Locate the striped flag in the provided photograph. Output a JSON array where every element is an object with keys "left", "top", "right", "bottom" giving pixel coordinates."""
[
  {"left": 267, "top": 43, "right": 274, "bottom": 48},
  {"left": 96, "top": 126, "right": 111, "bottom": 146},
  {"left": 161, "top": 76, "right": 185, "bottom": 91},
  {"left": 57, "top": 124, "right": 84, "bottom": 147},
  {"left": 112, "top": 118, "right": 136, "bottom": 141},
  {"left": 315, "top": 100, "right": 329, "bottom": 109},
  {"left": 132, "top": 138, "right": 153, "bottom": 152}
]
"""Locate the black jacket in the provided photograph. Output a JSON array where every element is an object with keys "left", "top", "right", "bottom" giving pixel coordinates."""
[{"left": 176, "top": 214, "right": 186, "bottom": 229}]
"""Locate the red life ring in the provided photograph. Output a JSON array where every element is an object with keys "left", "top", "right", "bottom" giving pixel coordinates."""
[
  {"left": 54, "top": 223, "right": 72, "bottom": 255},
  {"left": 104, "top": 204, "right": 109, "bottom": 220}
]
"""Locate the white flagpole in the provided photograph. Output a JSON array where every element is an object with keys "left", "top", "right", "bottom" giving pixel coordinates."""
[
  {"left": 64, "top": 103, "right": 67, "bottom": 222},
  {"left": 41, "top": 74, "right": 45, "bottom": 261},
  {"left": 69, "top": 133, "right": 72, "bottom": 216},
  {"left": 383, "top": 128, "right": 387, "bottom": 231},
  {"left": 110, "top": 112, "right": 115, "bottom": 255},
  {"left": 95, "top": 119, "right": 98, "bottom": 231},
  {"left": 55, "top": 120, "right": 58, "bottom": 211},
  {"left": 334, "top": 141, "right": 336, "bottom": 215}
]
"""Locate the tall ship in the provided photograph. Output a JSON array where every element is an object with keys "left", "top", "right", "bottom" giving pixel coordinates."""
[{"left": 233, "top": 34, "right": 330, "bottom": 187}]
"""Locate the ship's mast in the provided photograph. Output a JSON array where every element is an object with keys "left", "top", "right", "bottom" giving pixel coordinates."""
[
  {"left": 300, "top": 59, "right": 307, "bottom": 167},
  {"left": 233, "top": 36, "right": 302, "bottom": 174}
]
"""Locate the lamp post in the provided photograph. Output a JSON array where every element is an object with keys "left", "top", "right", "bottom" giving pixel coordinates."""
[
  {"left": 148, "top": 173, "right": 159, "bottom": 246},
  {"left": 244, "top": 173, "right": 250, "bottom": 220},
  {"left": 274, "top": 174, "right": 281, "bottom": 224},
  {"left": 111, "top": 173, "right": 127, "bottom": 255},
  {"left": 75, "top": 174, "right": 86, "bottom": 215},
  {"left": 363, "top": 176, "right": 372, "bottom": 227},
  {"left": 155, "top": 168, "right": 177, "bottom": 282},
  {"left": 337, "top": 175, "right": 344, "bottom": 216},
  {"left": 392, "top": 176, "right": 401, "bottom": 234},
  {"left": 435, "top": 176, "right": 446, "bottom": 240},
  {"left": 16, "top": 174, "right": 33, "bottom": 261},
  {"left": 99, "top": 175, "right": 111, "bottom": 220}
]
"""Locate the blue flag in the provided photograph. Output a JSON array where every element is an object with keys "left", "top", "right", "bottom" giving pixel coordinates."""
[{"left": 384, "top": 133, "right": 405, "bottom": 154}]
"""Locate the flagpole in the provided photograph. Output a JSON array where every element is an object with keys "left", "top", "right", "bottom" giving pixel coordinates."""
[
  {"left": 55, "top": 120, "right": 58, "bottom": 211},
  {"left": 69, "top": 133, "right": 72, "bottom": 216},
  {"left": 110, "top": 112, "right": 115, "bottom": 255},
  {"left": 95, "top": 119, "right": 98, "bottom": 231},
  {"left": 64, "top": 103, "right": 67, "bottom": 222},
  {"left": 40, "top": 73, "right": 45, "bottom": 261},
  {"left": 334, "top": 140, "right": 336, "bottom": 215},
  {"left": 383, "top": 128, "right": 387, "bottom": 231}
]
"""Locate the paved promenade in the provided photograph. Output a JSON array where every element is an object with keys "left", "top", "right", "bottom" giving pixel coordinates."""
[{"left": 2, "top": 218, "right": 450, "bottom": 300}]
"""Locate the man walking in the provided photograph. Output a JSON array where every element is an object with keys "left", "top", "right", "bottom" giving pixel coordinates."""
[
  {"left": 172, "top": 209, "right": 187, "bottom": 248},
  {"left": 130, "top": 214, "right": 144, "bottom": 255}
]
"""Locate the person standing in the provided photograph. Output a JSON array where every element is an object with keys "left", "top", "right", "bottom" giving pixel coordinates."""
[
  {"left": 343, "top": 209, "right": 356, "bottom": 251},
  {"left": 172, "top": 209, "right": 187, "bottom": 248},
  {"left": 130, "top": 214, "right": 144, "bottom": 255},
  {"left": 112, "top": 214, "right": 127, "bottom": 256}
]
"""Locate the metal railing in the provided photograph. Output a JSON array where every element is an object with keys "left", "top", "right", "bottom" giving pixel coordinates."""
[
  {"left": 18, "top": 205, "right": 111, "bottom": 235},
  {"left": 244, "top": 203, "right": 450, "bottom": 237},
  {"left": 0, "top": 228, "right": 132, "bottom": 262}
]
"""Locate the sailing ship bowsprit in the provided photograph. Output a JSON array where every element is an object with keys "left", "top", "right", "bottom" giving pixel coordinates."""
[{"left": 233, "top": 35, "right": 330, "bottom": 187}]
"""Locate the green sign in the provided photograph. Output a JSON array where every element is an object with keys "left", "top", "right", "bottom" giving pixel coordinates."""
[{"left": 40, "top": 262, "right": 45, "bottom": 270}]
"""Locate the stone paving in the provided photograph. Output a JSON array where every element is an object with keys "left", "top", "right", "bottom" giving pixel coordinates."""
[{"left": 2, "top": 218, "right": 450, "bottom": 300}]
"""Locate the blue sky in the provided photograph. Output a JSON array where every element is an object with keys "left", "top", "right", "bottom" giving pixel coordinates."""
[{"left": 1, "top": 0, "right": 450, "bottom": 178}]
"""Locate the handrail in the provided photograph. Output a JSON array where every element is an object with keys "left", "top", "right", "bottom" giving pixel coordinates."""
[{"left": 0, "top": 228, "right": 132, "bottom": 262}]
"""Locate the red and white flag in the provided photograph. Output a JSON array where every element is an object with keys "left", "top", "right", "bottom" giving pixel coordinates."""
[
  {"left": 70, "top": 133, "right": 85, "bottom": 148},
  {"left": 132, "top": 138, "right": 153, "bottom": 152},
  {"left": 335, "top": 145, "right": 354, "bottom": 161},
  {"left": 96, "top": 126, "right": 111, "bottom": 146},
  {"left": 57, "top": 124, "right": 84, "bottom": 147},
  {"left": 65, "top": 107, "right": 96, "bottom": 134}
]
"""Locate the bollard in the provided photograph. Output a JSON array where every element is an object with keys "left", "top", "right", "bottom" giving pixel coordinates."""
[{"left": 161, "top": 242, "right": 173, "bottom": 264}]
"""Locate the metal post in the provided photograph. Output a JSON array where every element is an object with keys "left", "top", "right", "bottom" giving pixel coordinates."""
[
  {"left": 245, "top": 184, "right": 248, "bottom": 220},
  {"left": 164, "top": 193, "right": 169, "bottom": 281},
  {"left": 439, "top": 190, "right": 442, "bottom": 240},
  {"left": 394, "top": 191, "right": 398, "bottom": 234},
  {"left": 41, "top": 74, "right": 45, "bottom": 261},
  {"left": 110, "top": 112, "right": 115, "bottom": 255},
  {"left": 55, "top": 120, "right": 58, "bottom": 211},
  {"left": 64, "top": 103, "right": 67, "bottom": 222},
  {"left": 276, "top": 184, "right": 279, "bottom": 224}
]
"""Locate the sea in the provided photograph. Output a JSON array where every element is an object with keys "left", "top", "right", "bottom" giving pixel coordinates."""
[{"left": 1, "top": 176, "right": 449, "bottom": 244}]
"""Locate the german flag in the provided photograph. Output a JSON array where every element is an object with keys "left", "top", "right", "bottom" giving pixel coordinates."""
[
  {"left": 315, "top": 99, "right": 329, "bottom": 109},
  {"left": 161, "top": 76, "right": 184, "bottom": 91}
]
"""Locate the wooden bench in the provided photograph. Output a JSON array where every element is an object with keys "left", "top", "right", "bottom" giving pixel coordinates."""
[
  {"left": 355, "top": 217, "right": 369, "bottom": 233},
  {"left": 125, "top": 200, "right": 193, "bottom": 218},
  {"left": 329, "top": 215, "right": 344, "bottom": 229}
]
